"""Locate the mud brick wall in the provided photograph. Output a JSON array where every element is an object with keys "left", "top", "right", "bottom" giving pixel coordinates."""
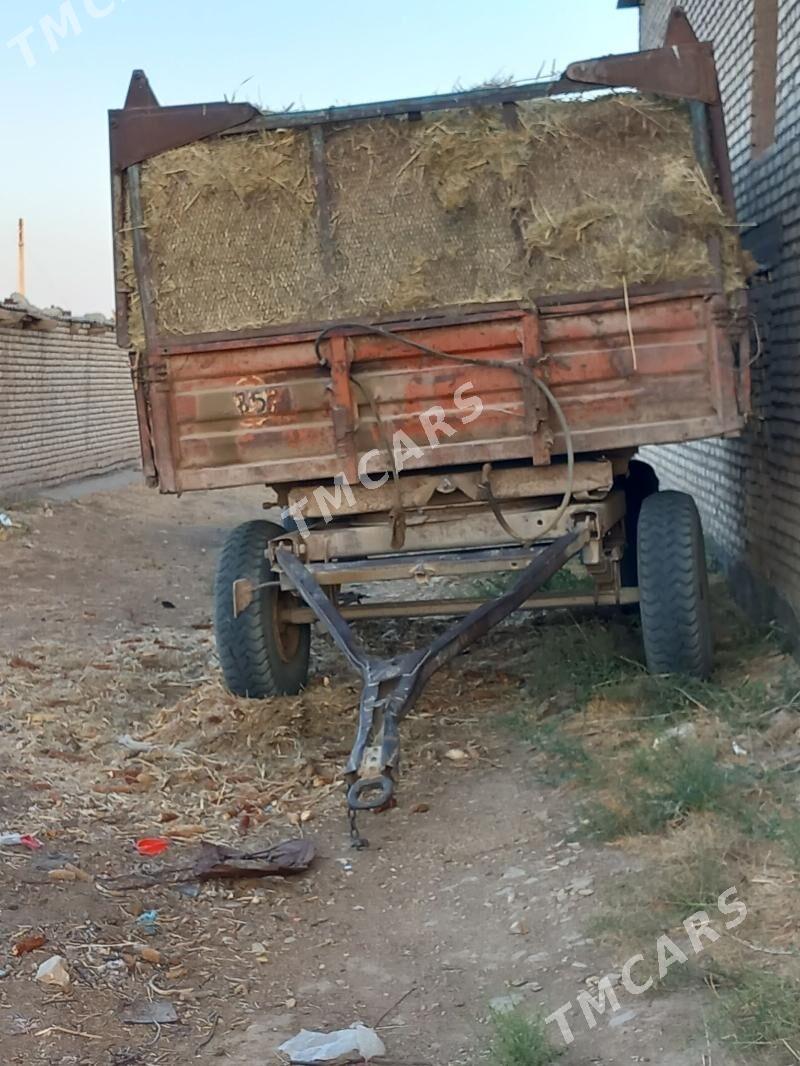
[
  {"left": 0, "top": 320, "right": 139, "bottom": 494},
  {"left": 633, "top": 0, "right": 800, "bottom": 629}
]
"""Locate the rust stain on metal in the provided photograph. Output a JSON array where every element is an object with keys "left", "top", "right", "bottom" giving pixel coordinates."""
[
  {"left": 327, "top": 333, "right": 358, "bottom": 483},
  {"left": 519, "top": 311, "right": 551, "bottom": 466}
]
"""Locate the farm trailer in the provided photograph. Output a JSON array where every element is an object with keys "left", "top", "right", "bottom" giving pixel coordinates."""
[{"left": 110, "top": 10, "right": 750, "bottom": 835}]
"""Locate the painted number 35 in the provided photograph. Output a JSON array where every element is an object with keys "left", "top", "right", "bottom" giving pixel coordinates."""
[{"left": 234, "top": 387, "right": 276, "bottom": 416}]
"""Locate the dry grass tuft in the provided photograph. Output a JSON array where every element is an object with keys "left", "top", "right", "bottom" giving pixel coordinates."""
[{"left": 489, "top": 1010, "right": 564, "bottom": 1066}]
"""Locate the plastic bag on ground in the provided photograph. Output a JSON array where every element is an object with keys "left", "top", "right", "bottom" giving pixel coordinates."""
[
  {"left": 0, "top": 833, "right": 43, "bottom": 849},
  {"left": 278, "top": 1024, "right": 386, "bottom": 1063}
]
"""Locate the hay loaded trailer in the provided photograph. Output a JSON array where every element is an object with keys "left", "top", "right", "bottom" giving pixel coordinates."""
[{"left": 111, "top": 12, "right": 749, "bottom": 826}]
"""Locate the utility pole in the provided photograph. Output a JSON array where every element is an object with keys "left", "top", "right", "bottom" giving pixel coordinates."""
[{"left": 17, "top": 218, "right": 25, "bottom": 297}]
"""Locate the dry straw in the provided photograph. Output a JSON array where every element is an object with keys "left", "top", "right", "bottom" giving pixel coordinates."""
[{"left": 121, "top": 93, "right": 745, "bottom": 343}]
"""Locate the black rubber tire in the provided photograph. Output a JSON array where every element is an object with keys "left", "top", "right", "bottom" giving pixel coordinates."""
[
  {"left": 214, "top": 520, "right": 310, "bottom": 697},
  {"left": 637, "top": 491, "right": 713, "bottom": 679}
]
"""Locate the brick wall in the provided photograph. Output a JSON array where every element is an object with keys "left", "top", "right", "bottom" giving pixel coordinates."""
[
  {"left": 634, "top": 0, "right": 800, "bottom": 629},
  {"left": 0, "top": 317, "right": 140, "bottom": 495}
]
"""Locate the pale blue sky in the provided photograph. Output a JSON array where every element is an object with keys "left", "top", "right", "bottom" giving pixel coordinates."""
[{"left": 0, "top": 0, "right": 637, "bottom": 314}]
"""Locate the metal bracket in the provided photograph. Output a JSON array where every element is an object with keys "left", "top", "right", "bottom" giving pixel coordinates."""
[
  {"left": 563, "top": 42, "right": 719, "bottom": 105},
  {"left": 110, "top": 70, "right": 259, "bottom": 172},
  {"left": 231, "top": 577, "right": 280, "bottom": 618},
  {"left": 232, "top": 578, "right": 254, "bottom": 618}
]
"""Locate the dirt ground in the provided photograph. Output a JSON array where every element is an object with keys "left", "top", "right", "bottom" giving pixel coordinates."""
[{"left": 0, "top": 482, "right": 774, "bottom": 1065}]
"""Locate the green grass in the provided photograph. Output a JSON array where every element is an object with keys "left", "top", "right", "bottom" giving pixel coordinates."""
[
  {"left": 498, "top": 618, "right": 640, "bottom": 782},
  {"left": 504, "top": 583, "right": 786, "bottom": 737},
  {"left": 717, "top": 969, "right": 800, "bottom": 1052},
  {"left": 580, "top": 742, "right": 746, "bottom": 840},
  {"left": 500, "top": 611, "right": 774, "bottom": 830},
  {"left": 733, "top": 808, "right": 800, "bottom": 868},
  {"left": 509, "top": 619, "right": 642, "bottom": 720},
  {"left": 472, "top": 563, "right": 593, "bottom": 601},
  {"left": 491, "top": 588, "right": 800, "bottom": 1062},
  {"left": 776, "top": 816, "right": 800, "bottom": 869},
  {"left": 528, "top": 721, "right": 596, "bottom": 784},
  {"left": 472, "top": 573, "right": 516, "bottom": 598},
  {"left": 504, "top": 614, "right": 800, "bottom": 849},
  {"left": 588, "top": 845, "right": 734, "bottom": 943},
  {"left": 539, "top": 566, "right": 594, "bottom": 594},
  {"left": 585, "top": 844, "right": 737, "bottom": 997},
  {"left": 488, "top": 1011, "right": 563, "bottom": 1066},
  {"left": 504, "top": 610, "right": 786, "bottom": 737},
  {"left": 657, "top": 849, "right": 734, "bottom": 914},
  {"left": 596, "top": 669, "right": 781, "bottom": 736},
  {"left": 632, "top": 743, "right": 739, "bottom": 817}
]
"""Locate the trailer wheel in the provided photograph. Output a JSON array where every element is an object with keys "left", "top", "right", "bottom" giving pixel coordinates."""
[
  {"left": 214, "top": 520, "right": 310, "bottom": 697},
  {"left": 637, "top": 491, "right": 713, "bottom": 679}
]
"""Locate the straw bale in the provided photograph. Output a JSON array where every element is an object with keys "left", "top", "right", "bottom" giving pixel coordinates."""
[{"left": 123, "top": 94, "right": 744, "bottom": 342}]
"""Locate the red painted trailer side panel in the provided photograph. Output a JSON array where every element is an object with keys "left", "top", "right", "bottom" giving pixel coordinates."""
[{"left": 137, "top": 289, "right": 748, "bottom": 493}]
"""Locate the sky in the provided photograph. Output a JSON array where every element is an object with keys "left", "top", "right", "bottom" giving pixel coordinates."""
[{"left": 0, "top": 0, "right": 637, "bottom": 315}]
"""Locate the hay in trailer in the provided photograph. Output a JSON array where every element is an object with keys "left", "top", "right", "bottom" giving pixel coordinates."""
[
  {"left": 125, "top": 93, "right": 745, "bottom": 344},
  {"left": 403, "top": 94, "right": 739, "bottom": 294},
  {"left": 133, "top": 128, "right": 324, "bottom": 344}
]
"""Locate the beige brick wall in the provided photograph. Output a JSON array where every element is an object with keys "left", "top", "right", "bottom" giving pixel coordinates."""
[
  {"left": 0, "top": 320, "right": 140, "bottom": 494},
  {"left": 635, "top": 0, "right": 800, "bottom": 628}
]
